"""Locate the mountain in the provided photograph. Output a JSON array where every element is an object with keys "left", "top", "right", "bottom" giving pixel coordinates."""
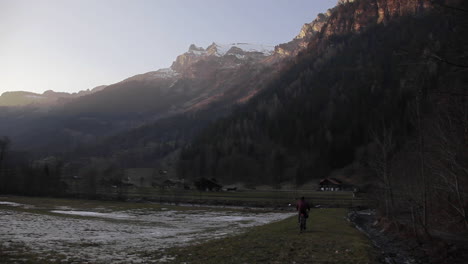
[
  {"left": 63, "top": 42, "right": 275, "bottom": 116},
  {"left": 62, "top": 42, "right": 283, "bottom": 166},
  {"left": 0, "top": 86, "right": 106, "bottom": 107},
  {"left": 177, "top": 0, "right": 467, "bottom": 184},
  {"left": 0, "top": 42, "right": 278, "bottom": 153},
  {"left": 175, "top": 0, "right": 468, "bottom": 242}
]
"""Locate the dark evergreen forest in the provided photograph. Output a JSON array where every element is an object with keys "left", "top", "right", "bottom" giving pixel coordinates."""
[
  {"left": 179, "top": 12, "right": 453, "bottom": 183},
  {"left": 178, "top": 3, "right": 468, "bottom": 230}
]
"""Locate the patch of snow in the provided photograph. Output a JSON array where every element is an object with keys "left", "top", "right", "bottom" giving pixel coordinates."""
[
  {"left": 54, "top": 206, "right": 73, "bottom": 210},
  {"left": 0, "top": 201, "right": 23, "bottom": 207},
  {"left": 189, "top": 49, "right": 206, "bottom": 56},
  {"left": 220, "top": 43, "right": 275, "bottom": 56},
  {"left": 0, "top": 202, "right": 294, "bottom": 264},
  {"left": 158, "top": 255, "right": 176, "bottom": 263},
  {"left": 51, "top": 210, "right": 134, "bottom": 220},
  {"left": 191, "top": 42, "right": 274, "bottom": 57},
  {"left": 149, "top": 68, "right": 179, "bottom": 79},
  {"left": 355, "top": 209, "right": 375, "bottom": 216}
]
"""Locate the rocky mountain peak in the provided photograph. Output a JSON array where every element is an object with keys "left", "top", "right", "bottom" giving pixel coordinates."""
[
  {"left": 294, "top": 12, "right": 331, "bottom": 40},
  {"left": 274, "top": 0, "right": 438, "bottom": 58},
  {"left": 188, "top": 44, "right": 205, "bottom": 53},
  {"left": 205, "top": 42, "right": 220, "bottom": 56},
  {"left": 337, "top": 0, "right": 355, "bottom": 4},
  {"left": 275, "top": 10, "right": 333, "bottom": 57},
  {"left": 171, "top": 42, "right": 274, "bottom": 75}
]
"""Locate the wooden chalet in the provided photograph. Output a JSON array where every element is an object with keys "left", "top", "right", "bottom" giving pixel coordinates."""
[{"left": 319, "top": 178, "right": 343, "bottom": 191}]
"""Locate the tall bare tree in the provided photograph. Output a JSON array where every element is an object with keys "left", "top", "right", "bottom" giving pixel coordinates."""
[
  {"left": 430, "top": 98, "right": 468, "bottom": 230},
  {"left": 369, "top": 125, "right": 395, "bottom": 219}
]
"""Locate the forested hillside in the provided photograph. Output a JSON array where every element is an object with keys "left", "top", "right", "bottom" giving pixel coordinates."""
[
  {"left": 180, "top": 1, "right": 448, "bottom": 182},
  {"left": 178, "top": 0, "right": 468, "bottom": 231}
]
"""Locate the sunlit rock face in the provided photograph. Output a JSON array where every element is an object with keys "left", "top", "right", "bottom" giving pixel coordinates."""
[
  {"left": 171, "top": 42, "right": 274, "bottom": 78},
  {"left": 272, "top": 0, "right": 436, "bottom": 59},
  {"left": 338, "top": 0, "right": 355, "bottom": 4},
  {"left": 322, "top": 0, "right": 436, "bottom": 37},
  {"left": 295, "top": 12, "right": 330, "bottom": 40},
  {"left": 274, "top": 11, "right": 331, "bottom": 58},
  {"left": 375, "top": 0, "right": 434, "bottom": 24}
]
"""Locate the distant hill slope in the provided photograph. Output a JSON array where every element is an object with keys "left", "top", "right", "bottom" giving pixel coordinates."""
[
  {"left": 0, "top": 86, "right": 106, "bottom": 107},
  {"left": 0, "top": 41, "right": 280, "bottom": 153}
]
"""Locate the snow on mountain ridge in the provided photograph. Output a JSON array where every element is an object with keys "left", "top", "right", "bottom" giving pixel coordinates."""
[
  {"left": 187, "top": 42, "right": 274, "bottom": 57},
  {"left": 153, "top": 68, "right": 179, "bottom": 78}
]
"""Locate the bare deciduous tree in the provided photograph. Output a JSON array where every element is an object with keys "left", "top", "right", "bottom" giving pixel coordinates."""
[
  {"left": 429, "top": 98, "right": 468, "bottom": 230},
  {"left": 369, "top": 124, "right": 395, "bottom": 219}
]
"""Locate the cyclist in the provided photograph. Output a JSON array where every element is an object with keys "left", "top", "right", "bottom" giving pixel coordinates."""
[{"left": 296, "top": 196, "right": 311, "bottom": 229}]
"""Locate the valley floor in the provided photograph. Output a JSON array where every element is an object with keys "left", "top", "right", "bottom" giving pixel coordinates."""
[
  {"left": 164, "top": 208, "right": 376, "bottom": 264},
  {"left": 0, "top": 196, "right": 375, "bottom": 264}
]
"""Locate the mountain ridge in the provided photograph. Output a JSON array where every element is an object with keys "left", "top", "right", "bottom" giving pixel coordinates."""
[
  {"left": 1, "top": 0, "right": 435, "bottom": 108},
  {"left": 0, "top": 85, "right": 107, "bottom": 107},
  {"left": 0, "top": 40, "right": 281, "bottom": 152},
  {"left": 0, "top": 41, "right": 276, "bottom": 110}
]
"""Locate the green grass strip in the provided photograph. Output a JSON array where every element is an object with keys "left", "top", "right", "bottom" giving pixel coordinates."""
[{"left": 164, "top": 208, "right": 376, "bottom": 264}]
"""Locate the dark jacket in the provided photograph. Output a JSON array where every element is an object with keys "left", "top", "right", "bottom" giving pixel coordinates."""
[{"left": 296, "top": 200, "right": 310, "bottom": 214}]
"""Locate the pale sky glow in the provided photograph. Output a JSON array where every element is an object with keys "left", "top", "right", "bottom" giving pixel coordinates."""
[{"left": 0, "top": 0, "right": 337, "bottom": 95}]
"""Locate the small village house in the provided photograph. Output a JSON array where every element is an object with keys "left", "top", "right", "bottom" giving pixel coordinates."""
[{"left": 319, "top": 178, "right": 343, "bottom": 191}]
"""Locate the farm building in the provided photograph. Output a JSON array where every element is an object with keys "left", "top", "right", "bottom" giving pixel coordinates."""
[{"left": 319, "top": 178, "right": 343, "bottom": 191}]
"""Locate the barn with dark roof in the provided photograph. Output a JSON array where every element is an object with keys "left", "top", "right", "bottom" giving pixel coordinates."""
[{"left": 319, "top": 178, "right": 343, "bottom": 191}]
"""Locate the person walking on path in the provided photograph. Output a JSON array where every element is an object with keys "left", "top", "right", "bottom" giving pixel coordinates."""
[{"left": 296, "top": 196, "right": 311, "bottom": 229}]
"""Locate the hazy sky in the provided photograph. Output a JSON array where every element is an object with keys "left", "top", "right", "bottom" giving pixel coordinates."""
[{"left": 0, "top": 0, "right": 337, "bottom": 95}]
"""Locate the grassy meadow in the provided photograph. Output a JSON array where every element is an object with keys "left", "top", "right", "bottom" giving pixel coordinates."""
[{"left": 164, "top": 208, "right": 376, "bottom": 264}]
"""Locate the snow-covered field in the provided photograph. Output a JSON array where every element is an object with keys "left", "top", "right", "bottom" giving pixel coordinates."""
[{"left": 0, "top": 199, "right": 293, "bottom": 263}]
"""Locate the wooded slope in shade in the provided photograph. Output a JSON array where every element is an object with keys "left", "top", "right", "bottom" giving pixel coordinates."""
[
  {"left": 178, "top": 0, "right": 468, "bottom": 237},
  {"left": 177, "top": 0, "right": 467, "bottom": 184}
]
